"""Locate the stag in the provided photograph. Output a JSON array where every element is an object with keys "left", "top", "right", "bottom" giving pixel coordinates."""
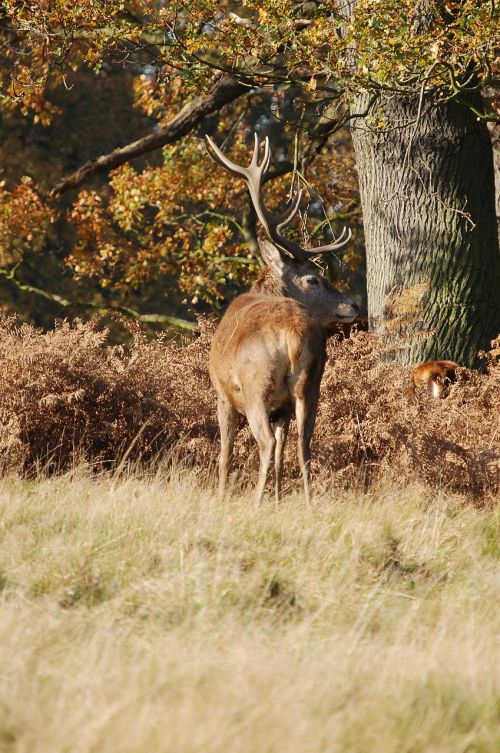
[{"left": 206, "top": 133, "right": 359, "bottom": 505}]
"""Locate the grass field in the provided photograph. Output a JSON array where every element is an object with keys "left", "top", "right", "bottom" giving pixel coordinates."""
[{"left": 0, "top": 469, "right": 498, "bottom": 753}]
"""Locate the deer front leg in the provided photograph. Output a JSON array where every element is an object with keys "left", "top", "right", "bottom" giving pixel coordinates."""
[
  {"left": 273, "top": 414, "right": 290, "bottom": 507},
  {"left": 217, "top": 395, "right": 236, "bottom": 501}
]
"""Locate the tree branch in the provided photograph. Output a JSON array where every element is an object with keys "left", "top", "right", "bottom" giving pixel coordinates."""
[
  {"left": 0, "top": 268, "right": 196, "bottom": 331},
  {"left": 49, "top": 74, "right": 247, "bottom": 198}
]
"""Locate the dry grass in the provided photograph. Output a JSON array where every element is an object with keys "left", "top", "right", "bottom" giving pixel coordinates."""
[
  {"left": 0, "top": 469, "right": 498, "bottom": 753},
  {"left": 0, "top": 314, "right": 498, "bottom": 500},
  {"left": 0, "top": 308, "right": 497, "bottom": 751}
]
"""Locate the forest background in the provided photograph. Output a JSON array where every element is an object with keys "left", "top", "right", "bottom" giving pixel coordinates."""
[{"left": 0, "top": 0, "right": 498, "bottom": 366}]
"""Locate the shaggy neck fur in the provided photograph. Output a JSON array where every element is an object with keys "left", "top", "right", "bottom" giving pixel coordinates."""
[{"left": 251, "top": 267, "right": 287, "bottom": 297}]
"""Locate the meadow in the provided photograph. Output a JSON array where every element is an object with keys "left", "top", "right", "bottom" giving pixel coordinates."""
[
  {"left": 0, "top": 315, "right": 498, "bottom": 751},
  {"left": 0, "top": 468, "right": 498, "bottom": 753}
]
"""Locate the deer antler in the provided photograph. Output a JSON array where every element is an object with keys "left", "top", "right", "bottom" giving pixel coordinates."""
[
  {"left": 205, "top": 132, "right": 352, "bottom": 260},
  {"left": 206, "top": 133, "right": 301, "bottom": 257}
]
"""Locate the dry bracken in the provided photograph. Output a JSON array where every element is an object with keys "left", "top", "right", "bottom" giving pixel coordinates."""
[{"left": 0, "top": 313, "right": 498, "bottom": 501}]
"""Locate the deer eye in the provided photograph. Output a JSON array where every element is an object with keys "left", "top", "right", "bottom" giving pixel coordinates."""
[{"left": 307, "top": 277, "right": 319, "bottom": 286}]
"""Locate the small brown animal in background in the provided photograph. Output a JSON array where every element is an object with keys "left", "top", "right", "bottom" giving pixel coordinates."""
[
  {"left": 407, "top": 360, "right": 459, "bottom": 399},
  {"left": 206, "top": 133, "right": 359, "bottom": 505}
]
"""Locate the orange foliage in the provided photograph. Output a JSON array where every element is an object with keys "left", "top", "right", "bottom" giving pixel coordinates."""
[{"left": 0, "top": 177, "right": 56, "bottom": 265}]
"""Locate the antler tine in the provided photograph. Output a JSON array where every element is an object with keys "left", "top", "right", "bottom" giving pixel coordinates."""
[
  {"left": 205, "top": 135, "right": 248, "bottom": 180},
  {"left": 275, "top": 188, "right": 302, "bottom": 229},
  {"left": 303, "top": 226, "right": 353, "bottom": 256},
  {"left": 250, "top": 132, "right": 260, "bottom": 168},
  {"left": 261, "top": 135, "right": 271, "bottom": 175}
]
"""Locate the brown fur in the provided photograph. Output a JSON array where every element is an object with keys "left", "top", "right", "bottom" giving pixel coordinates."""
[
  {"left": 407, "top": 360, "right": 460, "bottom": 399},
  {"left": 251, "top": 267, "right": 287, "bottom": 297},
  {"left": 210, "top": 294, "right": 325, "bottom": 414}
]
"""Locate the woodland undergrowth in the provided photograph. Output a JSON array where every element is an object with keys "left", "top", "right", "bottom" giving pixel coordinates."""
[{"left": 0, "top": 314, "right": 498, "bottom": 501}]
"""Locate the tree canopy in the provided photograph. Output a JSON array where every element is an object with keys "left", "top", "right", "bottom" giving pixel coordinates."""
[{"left": 0, "top": 1, "right": 497, "bottom": 329}]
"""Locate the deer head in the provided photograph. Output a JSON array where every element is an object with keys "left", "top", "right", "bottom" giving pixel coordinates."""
[{"left": 205, "top": 133, "right": 359, "bottom": 327}]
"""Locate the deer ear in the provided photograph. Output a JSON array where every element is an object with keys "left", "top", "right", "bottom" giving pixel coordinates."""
[{"left": 258, "top": 238, "right": 286, "bottom": 275}]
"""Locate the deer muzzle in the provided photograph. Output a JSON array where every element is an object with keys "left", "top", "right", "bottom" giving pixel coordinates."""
[{"left": 337, "top": 301, "right": 359, "bottom": 320}]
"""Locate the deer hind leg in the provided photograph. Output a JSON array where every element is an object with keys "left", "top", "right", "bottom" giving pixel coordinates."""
[
  {"left": 246, "top": 403, "right": 276, "bottom": 505},
  {"left": 272, "top": 414, "right": 290, "bottom": 507},
  {"left": 217, "top": 395, "right": 237, "bottom": 501}
]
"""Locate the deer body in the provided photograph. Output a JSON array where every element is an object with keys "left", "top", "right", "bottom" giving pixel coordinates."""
[
  {"left": 206, "top": 134, "right": 358, "bottom": 504},
  {"left": 211, "top": 293, "right": 324, "bottom": 417},
  {"left": 210, "top": 291, "right": 327, "bottom": 504}
]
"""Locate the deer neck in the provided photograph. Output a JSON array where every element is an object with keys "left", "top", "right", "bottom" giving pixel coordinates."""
[{"left": 250, "top": 267, "right": 287, "bottom": 297}]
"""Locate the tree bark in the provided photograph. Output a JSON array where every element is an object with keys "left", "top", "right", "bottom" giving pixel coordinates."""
[
  {"left": 351, "top": 93, "right": 500, "bottom": 366},
  {"left": 488, "top": 121, "right": 500, "bottom": 243}
]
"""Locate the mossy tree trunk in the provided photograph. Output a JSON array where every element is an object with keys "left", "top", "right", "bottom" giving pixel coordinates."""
[{"left": 350, "top": 94, "right": 500, "bottom": 367}]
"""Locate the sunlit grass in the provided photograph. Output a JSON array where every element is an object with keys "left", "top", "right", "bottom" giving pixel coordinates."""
[{"left": 0, "top": 469, "right": 498, "bottom": 753}]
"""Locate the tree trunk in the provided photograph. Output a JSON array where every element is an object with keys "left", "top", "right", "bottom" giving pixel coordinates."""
[
  {"left": 350, "top": 93, "right": 500, "bottom": 367},
  {"left": 488, "top": 121, "right": 500, "bottom": 244}
]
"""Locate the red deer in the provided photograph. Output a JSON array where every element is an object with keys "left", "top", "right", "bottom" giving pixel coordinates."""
[
  {"left": 205, "top": 134, "right": 359, "bottom": 505},
  {"left": 407, "top": 360, "right": 459, "bottom": 399}
]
